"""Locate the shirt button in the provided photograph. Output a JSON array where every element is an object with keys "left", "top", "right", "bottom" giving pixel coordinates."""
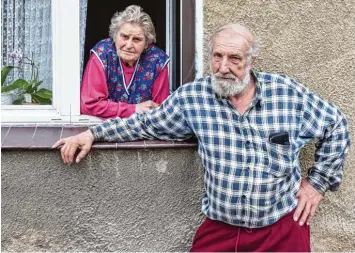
[
  {"left": 241, "top": 195, "right": 247, "bottom": 202},
  {"left": 264, "top": 157, "right": 269, "bottom": 164}
]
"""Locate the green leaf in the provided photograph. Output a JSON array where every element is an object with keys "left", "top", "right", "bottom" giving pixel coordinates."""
[
  {"left": 33, "top": 80, "right": 43, "bottom": 89},
  {"left": 35, "top": 88, "right": 52, "bottom": 99},
  {"left": 12, "top": 98, "right": 24, "bottom": 105},
  {"left": 13, "top": 79, "right": 30, "bottom": 89},
  {"left": 1, "top": 79, "right": 29, "bottom": 93},
  {"left": 4, "top": 79, "right": 31, "bottom": 94},
  {"left": 1, "top": 83, "right": 18, "bottom": 93},
  {"left": 1, "top": 66, "right": 16, "bottom": 86},
  {"left": 27, "top": 86, "right": 35, "bottom": 94},
  {"left": 32, "top": 94, "right": 51, "bottom": 104}
]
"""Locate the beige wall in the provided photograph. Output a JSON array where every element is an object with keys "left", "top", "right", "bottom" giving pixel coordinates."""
[{"left": 204, "top": 0, "right": 355, "bottom": 251}]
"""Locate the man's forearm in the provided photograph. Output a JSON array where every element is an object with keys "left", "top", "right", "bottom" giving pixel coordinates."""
[
  {"left": 89, "top": 89, "right": 194, "bottom": 143},
  {"left": 89, "top": 117, "right": 141, "bottom": 142},
  {"left": 307, "top": 113, "right": 350, "bottom": 195}
]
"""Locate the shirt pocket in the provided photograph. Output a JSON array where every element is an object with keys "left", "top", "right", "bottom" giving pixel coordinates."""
[{"left": 263, "top": 140, "right": 294, "bottom": 177}]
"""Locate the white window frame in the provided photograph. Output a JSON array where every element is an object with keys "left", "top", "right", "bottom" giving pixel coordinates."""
[
  {"left": 1, "top": 0, "right": 102, "bottom": 125},
  {"left": 195, "top": 0, "right": 204, "bottom": 78}
]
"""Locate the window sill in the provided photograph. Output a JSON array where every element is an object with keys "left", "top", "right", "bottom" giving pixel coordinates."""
[{"left": 1, "top": 126, "right": 198, "bottom": 150}]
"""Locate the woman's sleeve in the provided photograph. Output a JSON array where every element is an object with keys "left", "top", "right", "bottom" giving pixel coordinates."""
[
  {"left": 151, "top": 65, "right": 170, "bottom": 104},
  {"left": 80, "top": 54, "right": 136, "bottom": 119}
]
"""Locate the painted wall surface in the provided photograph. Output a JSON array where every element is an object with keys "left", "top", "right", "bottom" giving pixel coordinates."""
[
  {"left": 1, "top": 149, "right": 204, "bottom": 252},
  {"left": 204, "top": 0, "right": 355, "bottom": 251}
]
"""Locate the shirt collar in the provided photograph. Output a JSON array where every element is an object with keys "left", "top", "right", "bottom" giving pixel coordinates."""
[{"left": 252, "top": 71, "right": 263, "bottom": 104}]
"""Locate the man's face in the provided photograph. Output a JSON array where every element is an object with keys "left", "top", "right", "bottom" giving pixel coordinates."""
[{"left": 211, "top": 30, "right": 252, "bottom": 97}]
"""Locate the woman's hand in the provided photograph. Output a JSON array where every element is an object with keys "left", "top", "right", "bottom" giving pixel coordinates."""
[
  {"left": 52, "top": 129, "right": 95, "bottom": 165},
  {"left": 135, "top": 100, "right": 159, "bottom": 113}
]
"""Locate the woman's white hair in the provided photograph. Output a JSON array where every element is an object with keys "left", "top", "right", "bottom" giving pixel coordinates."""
[
  {"left": 109, "top": 5, "right": 156, "bottom": 45},
  {"left": 208, "top": 23, "right": 260, "bottom": 64}
]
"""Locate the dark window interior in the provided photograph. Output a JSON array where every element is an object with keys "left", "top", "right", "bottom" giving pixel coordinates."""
[
  {"left": 84, "top": 0, "right": 166, "bottom": 63},
  {"left": 84, "top": 0, "right": 182, "bottom": 89}
]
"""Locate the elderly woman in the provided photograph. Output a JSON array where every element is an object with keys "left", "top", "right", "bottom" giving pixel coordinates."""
[{"left": 81, "top": 5, "right": 170, "bottom": 119}]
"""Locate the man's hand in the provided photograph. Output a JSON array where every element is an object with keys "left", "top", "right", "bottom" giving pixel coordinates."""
[
  {"left": 294, "top": 178, "right": 324, "bottom": 226},
  {"left": 52, "top": 129, "right": 94, "bottom": 165},
  {"left": 135, "top": 100, "right": 159, "bottom": 113}
]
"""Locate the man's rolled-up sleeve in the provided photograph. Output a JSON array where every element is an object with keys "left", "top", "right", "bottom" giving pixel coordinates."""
[{"left": 301, "top": 92, "right": 351, "bottom": 195}]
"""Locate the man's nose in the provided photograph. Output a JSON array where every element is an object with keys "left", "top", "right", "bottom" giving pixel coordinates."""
[{"left": 219, "top": 58, "right": 230, "bottom": 74}]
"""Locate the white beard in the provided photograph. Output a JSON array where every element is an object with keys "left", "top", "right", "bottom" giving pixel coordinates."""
[{"left": 211, "top": 69, "right": 250, "bottom": 97}]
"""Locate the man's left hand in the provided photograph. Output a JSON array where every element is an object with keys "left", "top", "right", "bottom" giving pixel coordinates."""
[{"left": 293, "top": 178, "right": 323, "bottom": 226}]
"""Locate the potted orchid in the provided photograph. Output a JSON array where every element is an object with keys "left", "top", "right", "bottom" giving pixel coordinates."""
[
  {"left": 1, "top": 65, "right": 17, "bottom": 104},
  {"left": 1, "top": 49, "right": 52, "bottom": 105}
]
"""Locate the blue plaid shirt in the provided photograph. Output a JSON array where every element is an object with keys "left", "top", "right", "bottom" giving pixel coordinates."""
[{"left": 90, "top": 72, "right": 350, "bottom": 228}]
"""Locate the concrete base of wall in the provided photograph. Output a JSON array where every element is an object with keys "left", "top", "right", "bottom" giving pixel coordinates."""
[{"left": 2, "top": 148, "right": 355, "bottom": 251}]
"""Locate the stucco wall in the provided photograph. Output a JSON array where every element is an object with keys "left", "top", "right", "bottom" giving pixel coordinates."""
[
  {"left": 204, "top": 0, "right": 355, "bottom": 251},
  {"left": 1, "top": 149, "right": 204, "bottom": 252}
]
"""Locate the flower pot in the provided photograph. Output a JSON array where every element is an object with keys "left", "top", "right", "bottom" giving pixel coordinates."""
[
  {"left": 1, "top": 93, "right": 13, "bottom": 105},
  {"left": 24, "top": 93, "right": 32, "bottom": 103}
]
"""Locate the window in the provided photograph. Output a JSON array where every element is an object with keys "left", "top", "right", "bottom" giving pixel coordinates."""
[
  {"left": 1, "top": 0, "right": 198, "bottom": 125},
  {"left": 1, "top": 0, "right": 83, "bottom": 124}
]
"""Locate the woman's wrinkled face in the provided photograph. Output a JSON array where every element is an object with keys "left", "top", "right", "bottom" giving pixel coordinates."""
[{"left": 115, "top": 22, "right": 146, "bottom": 66}]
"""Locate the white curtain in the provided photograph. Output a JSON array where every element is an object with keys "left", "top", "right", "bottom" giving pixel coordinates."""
[
  {"left": 80, "top": 0, "right": 88, "bottom": 78},
  {"left": 1, "top": 0, "right": 88, "bottom": 89}
]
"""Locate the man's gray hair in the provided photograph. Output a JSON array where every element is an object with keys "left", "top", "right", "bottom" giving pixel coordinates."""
[
  {"left": 109, "top": 5, "right": 156, "bottom": 45},
  {"left": 208, "top": 24, "right": 260, "bottom": 64}
]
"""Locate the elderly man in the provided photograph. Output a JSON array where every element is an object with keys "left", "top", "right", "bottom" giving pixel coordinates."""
[{"left": 54, "top": 24, "right": 350, "bottom": 252}]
